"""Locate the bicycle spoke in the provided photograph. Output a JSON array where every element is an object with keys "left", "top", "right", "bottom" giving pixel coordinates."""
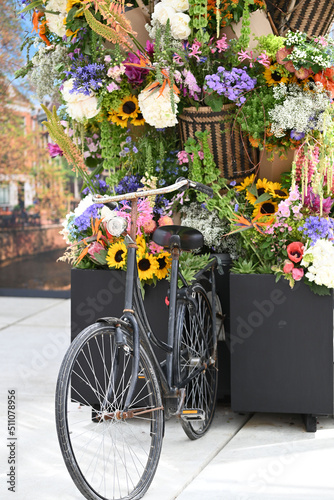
[{"left": 56, "top": 324, "right": 164, "bottom": 500}]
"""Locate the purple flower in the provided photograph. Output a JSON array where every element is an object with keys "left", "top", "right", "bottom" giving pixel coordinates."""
[
  {"left": 47, "top": 143, "right": 63, "bottom": 158},
  {"left": 290, "top": 130, "right": 305, "bottom": 140},
  {"left": 299, "top": 216, "right": 334, "bottom": 245},
  {"left": 74, "top": 204, "right": 103, "bottom": 231},
  {"left": 124, "top": 52, "right": 149, "bottom": 86},
  {"left": 304, "top": 188, "right": 334, "bottom": 215},
  {"left": 204, "top": 66, "right": 256, "bottom": 106},
  {"left": 145, "top": 40, "right": 154, "bottom": 58}
]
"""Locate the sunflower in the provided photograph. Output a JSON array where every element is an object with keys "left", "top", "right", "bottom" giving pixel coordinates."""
[
  {"left": 235, "top": 174, "right": 256, "bottom": 192},
  {"left": 155, "top": 252, "right": 172, "bottom": 280},
  {"left": 268, "top": 182, "right": 289, "bottom": 199},
  {"left": 106, "top": 241, "right": 127, "bottom": 269},
  {"left": 109, "top": 113, "right": 128, "bottom": 128},
  {"left": 131, "top": 111, "right": 145, "bottom": 126},
  {"left": 252, "top": 200, "right": 278, "bottom": 217},
  {"left": 136, "top": 235, "right": 147, "bottom": 253},
  {"left": 117, "top": 95, "right": 139, "bottom": 120},
  {"left": 137, "top": 252, "right": 159, "bottom": 281},
  {"left": 264, "top": 64, "right": 289, "bottom": 86},
  {"left": 246, "top": 178, "right": 273, "bottom": 204}
]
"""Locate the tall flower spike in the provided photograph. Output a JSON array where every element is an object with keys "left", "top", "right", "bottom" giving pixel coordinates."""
[
  {"left": 41, "top": 106, "right": 96, "bottom": 192},
  {"left": 83, "top": 0, "right": 137, "bottom": 50}
]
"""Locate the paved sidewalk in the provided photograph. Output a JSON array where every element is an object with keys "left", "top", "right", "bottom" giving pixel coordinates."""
[{"left": 0, "top": 297, "right": 333, "bottom": 500}]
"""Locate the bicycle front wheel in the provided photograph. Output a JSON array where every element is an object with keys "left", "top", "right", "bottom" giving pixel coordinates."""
[
  {"left": 174, "top": 284, "right": 218, "bottom": 440},
  {"left": 56, "top": 322, "right": 164, "bottom": 500}
]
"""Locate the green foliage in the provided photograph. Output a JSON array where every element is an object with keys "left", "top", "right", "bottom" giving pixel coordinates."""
[
  {"left": 254, "top": 34, "right": 285, "bottom": 60},
  {"left": 99, "top": 118, "right": 127, "bottom": 188},
  {"left": 230, "top": 258, "right": 259, "bottom": 274},
  {"left": 304, "top": 278, "right": 332, "bottom": 296},
  {"left": 99, "top": 79, "right": 131, "bottom": 114},
  {"left": 172, "top": 252, "right": 213, "bottom": 287}
]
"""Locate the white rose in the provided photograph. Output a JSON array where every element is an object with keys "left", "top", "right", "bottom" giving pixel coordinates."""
[
  {"left": 46, "top": 0, "right": 67, "bottom": 12},
  {"left": 74, "top": 194, "right": 95, "bottom": 217},
  {"left": 45, "top": 12, "right": 67, "bottom": 37},
  {"left": 61, "top": 79, "right": 99, "bottom": 121},
  {"left": 170, "top": 13, "right": 191, "bottom": 40},
  {"left": 138, "top": 85, "right": 180, "bottom": 129},
  {"left": 152, "top": 3, "right": 176, "bottom": 25},
  {"left": 162, "top": 0, "right": 189, "bottom": 12}
]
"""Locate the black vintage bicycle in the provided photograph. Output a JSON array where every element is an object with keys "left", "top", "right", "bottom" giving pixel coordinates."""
[{"left": 55, "top": 178, "right": 219, "bottom": 500}]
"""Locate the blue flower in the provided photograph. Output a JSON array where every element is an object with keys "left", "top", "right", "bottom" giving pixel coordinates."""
[{"left": 115, "top": 174, "right": 144, "bottom": 194}]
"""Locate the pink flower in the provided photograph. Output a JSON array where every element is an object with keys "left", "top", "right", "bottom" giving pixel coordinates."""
[
  {"left": 292, "top": 267, "right": 304, "bottom": 281},
  {"left": 173, "top": 54, "right": 183, "bottom": 65},
  {"left": 283, "top": 260, "right": 294, "bottom": 274},
  {"left": 88, "top": 242, "right": 104, "bottom": 257},
  {"left": 289, "top": 186, "right": 300, "bottom": 201},
  {"left": 117, "top": 198, "right": 153, "bottom": 235},
  {"left": 159, "top": 215, "right": 173, "bottom": 227},
  {"left": 278, "top": 202, "right": 290, "bottom": 217},
  {"left": 317, "top": 36, "right": 328, "bottom": 47},
  {"left": 257, "top": 51, "right": 271, "bottom": 67},
  {"left": 238, "top": 49, "right": 254, "bottom": 67},
  {"left": 216, "top": 35, "right": 229, "bottom": 53},
  {"left": 198, "top": 151, "right": 204, "bottom": 160},
  {"left": 149, "top": 241, "right": 164, "bottom": 254},
  {"left": 188, "top": 41, "right": 202, "bottom": 61},
  {"left": 143, "top": 219, "right": 157, "bottom": 234},
  {"left": 106, "top": 82, "right": 119, "bottom": 92},
  {"left": 47, "top": 143, "right": 63, "bottom": 158},
  {"left": 276, "top": 47, "right": 293, "bottom": 66},
  {"left": 177, "top": 150, "right": 189, "bottom": 164}
]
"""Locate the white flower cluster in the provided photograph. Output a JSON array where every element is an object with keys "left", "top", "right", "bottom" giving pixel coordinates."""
[
  {"left": 269, "top": 83, "right": 331, "bottom": 137},
  {"left": 138, "top": 85, "right": 180, "bottom": 128},
  {"left": 180, "top": 203, "right": 239, "bottom": 257},
  {"left": 152, "top": 0, "right": 191, "bottom": 40},
  {"left": 302, "top": 239, "right": 334, "bottom": 288},
  {"left": 61, "top": 79, "right": 99, "bottom": 122},
  {"left": 30, "top": 44, "right": 68, "bottom": 101},
  {"left": 45, "top": 0, "right": 67, "bottom": 38}
]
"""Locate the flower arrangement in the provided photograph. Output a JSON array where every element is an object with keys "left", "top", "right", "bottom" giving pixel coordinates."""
[
  {"left": 16, "top": 0, "right": 334, "bottom": 295},
  {"left": 220, "top": 170, "right": 334, "bottom": 294}
]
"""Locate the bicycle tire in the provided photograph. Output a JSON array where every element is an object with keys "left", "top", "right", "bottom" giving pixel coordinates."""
[
  {"left": 174, "top": 283, "right": 218, "bottom": 440},
  {"left": 55, "top": 322, "right": 164, "bottom": 500}
]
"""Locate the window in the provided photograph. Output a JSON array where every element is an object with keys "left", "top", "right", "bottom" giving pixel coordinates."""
[{"left": 0, "top": 183, "right": 10, "bottom": 205}]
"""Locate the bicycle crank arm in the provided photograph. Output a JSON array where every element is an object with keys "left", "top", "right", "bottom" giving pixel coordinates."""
[{"left": 95, "top": 406, "right": 164, "bottom": 421}]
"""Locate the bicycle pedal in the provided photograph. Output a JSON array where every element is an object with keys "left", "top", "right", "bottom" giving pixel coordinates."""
[{"left": 181, "top": 409, "right": 205, "bottom": 421}]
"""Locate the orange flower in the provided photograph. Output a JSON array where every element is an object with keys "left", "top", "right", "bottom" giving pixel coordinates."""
[
  {"left": 249, "top": 135, "right": 260, "bottom": 147},
  {"left": 32, "top": 11, "right": 51, "bottom": 46}
]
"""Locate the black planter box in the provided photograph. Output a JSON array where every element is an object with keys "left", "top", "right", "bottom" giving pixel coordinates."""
[
  {"left": 71, "top": 259, "right": 232, "bottom": 400},
  {"left": 230, "top": 274, "right": 334, "bottom": 417}
]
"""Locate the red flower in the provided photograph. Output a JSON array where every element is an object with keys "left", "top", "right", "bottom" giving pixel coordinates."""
[
  {"left": 283, "top": 260, "right": 294, "bottom": 274},
  {"left": 287, "top": 242, "right": 304, "bottom": 263}
]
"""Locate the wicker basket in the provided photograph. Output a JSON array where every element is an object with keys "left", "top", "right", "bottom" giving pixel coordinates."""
[
  {"left": 266, "top": 0, "right": 334, "bottom": 37},
  {"left": 178, "top": 105, "right": 258, "bottom": 182}
]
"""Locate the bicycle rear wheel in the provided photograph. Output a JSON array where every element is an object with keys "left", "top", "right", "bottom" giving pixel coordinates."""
[
  {"left": 174, "top": 283, "right": 218, "bottom": 440},
  {"left": 56, "top": 322, "right": 164, "bottom": 500}
]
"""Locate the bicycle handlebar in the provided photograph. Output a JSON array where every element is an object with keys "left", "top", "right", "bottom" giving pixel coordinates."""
[{"left": 92, "top": 178, "right": 213, "bottom": 205}]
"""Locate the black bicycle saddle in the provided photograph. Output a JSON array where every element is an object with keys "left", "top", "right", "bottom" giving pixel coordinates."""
[{"left": 152, "top": 225, "right": 204, "bottom": 251}]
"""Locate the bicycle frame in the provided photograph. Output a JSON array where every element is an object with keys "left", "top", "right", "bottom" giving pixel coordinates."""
[{"left": 113, "top": 199, "right": 217, "bottom": 416}]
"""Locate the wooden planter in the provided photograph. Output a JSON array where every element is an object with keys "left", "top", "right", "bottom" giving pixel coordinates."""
[
  {"left": 178, "top": 105, "right": 258, "bottom": 182},
  {"left": 230, "top": 274, "right": 334, "bottom": 431},
  {"left": 266, "top": 0, "right": 334, "bottom": 37}
]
